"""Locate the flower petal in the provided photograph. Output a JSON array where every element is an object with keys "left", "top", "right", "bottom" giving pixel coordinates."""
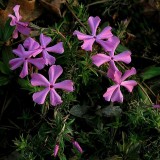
[
  {"left": 109, "top": 36, "right": 120, "bottom": 56},
  {"left": 28, "top": 58, "right": 45, "bottom": 70},
  {"left": 81, "top": 38, "right": 95, "bottom": 51},
  {"left": 8, "top": 14, "right": 17, "bottom": 26},
  {"left": 12, "top": 29, "right": 18, "bottom": 39},
  {"left": 13, "top": 5, "right": 21, "bottom": 21},
  {"left": 42, "top": 50, "right": 56, "bottom": 65},
  {"left": 9, "top": 58, "right": 24, "bottom": 70},
  {"left": 19, "top": 60, "right": 28, "bottom": 78},
  {"left": 112, "top": 70, "right": 122, "bottom": 84},
  {"left": 121, "top": 80, "right": 137, "bottom": 92},
  {"left": 50, "top": 89, "right": 62, "bottom": 106},
  {"left": 88, "top": 16, "right": 101, "bottom": 36},
  {"left": 96, "top": 39, "right": 115, "bottom": 52},
  {"left": 91, "top": 53, "right": 110, "bottom": 67},
  {"left": 17, "top": 25, "right": 31, "bottom": 36},
  {"left": 110, "top": 86, "right": 123, "bottom": 103},
  {"left": 31, "top": 73, "right": 50, "bottom": 87},
  {"left": 96, "top": 26, "right": 113, "bottom": 40},
  {"left": 32, "top": 88, "right": 50, "bottom": 104},
  {"left": 54, "top": 80, "right": 74, "bottom": 92},
  {"left": 23, "top": 37, "right": 40, "bottom": 51},
  {"left": 73, "top": 31, "right": 93, "bottom": 40},
  {"left": 107, "top": 61, "right": 119, "bottom": 79},
  {"left": 103, "top": 84, "right": 119, "bottom": 101},
  {"left": 114, "top": 51, "right": 131, "bottom": 64},
  {"left": 46, "top": 42, "right": 64, "bottom": 53},
  {"left": 49, "top": 65, "right": 63, "bottom": 84},
  {"left": 121, "top": 67, "right": 136, "bottom": 81},
  {"left": 40, "top": 33, "right": 52, "bottom": 48}
]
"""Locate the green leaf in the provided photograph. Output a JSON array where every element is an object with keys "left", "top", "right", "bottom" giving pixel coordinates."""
[
  {"left": 3, "top": 19, "right": 15, "bottom": 41},
  {"left": 116, "top": 44, "right": 129, "bottom": 53},
  {"left": 140, "top": 66, "right": 160, "bottom": 81},
  {"left": 0, "top": 61, "right": 11, "bottom": 74},
  {"left": 137, "top": 86, "right": 152, "bottom": 105},
  {"left": 0, "top": 76, "right": 9, "bottom": 86}
]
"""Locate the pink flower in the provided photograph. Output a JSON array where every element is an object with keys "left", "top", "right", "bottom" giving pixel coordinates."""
[
  {"left": 8, "top": 5, "right": 31, "bottom": 39},
  {"left": 53, "top": 144, "right": 59, "bottom": 157},
  {"left": 91, "top": 36, "right": 131, "bottom": 77},
  {"left": 31, "top": 65, "right": 74, "bottom": 106},
  {"left": 103, "top": 67, "right": 137, "bottom": 103},
  {"left": 32, "top": 33, "right": 64, "bottom": 65},
  {"left": 9, "top": 41, "right": 45, "bottom": 78},
  {"left": 72, "top": 140, "right": 83, "bottom": 153},
  {"left": 73, "top": 16, "right": 113, "bottom": 51}
]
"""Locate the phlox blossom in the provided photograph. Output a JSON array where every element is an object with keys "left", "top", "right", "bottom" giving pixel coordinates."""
[
  {"left": 32, "top": 33, "right": 64, "bottom": 65},
  {"left": 53, "top": 144, "right": 59, "bottom": 157},
  {"left": 31, "top": 65, "right": 74, "bottom": 106},
  {"left": 9, "top": 38, "right": 45, "bottom": 78},
  {"left": 103, "top": 67, "right": 137, "bottom": 103},
  {"left": 91, "top": 36, "right": 132, "bottom": 78},
  {"left": 8, "top": 5, "right": 31, "bottom": 39},
  {"left": 72, "top": 140, "right": 83, "bottom": 153},
  {"left": 73, "top": 16, "right": 114, "bottom": 51}
]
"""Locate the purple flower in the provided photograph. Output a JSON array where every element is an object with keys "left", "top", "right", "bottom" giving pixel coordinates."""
[
  {"left": 153, "top": 105, "right": 160, "bottom": 109},
  {"left": 9, "top": 41, "right": 45, "bottom": 78},
  {"left": 91, "top": 36, "right": 131, "bottom": 77},
  {"left": 31, "top": 65, "right": 74, "bottom": 106},
  {"left": 103, "top": 67, "right": 137, "bottom": 103},
  {"left": 32, "top": 33, "right": 64, "bottom": 65},
  {"left": 72, "top": 141, "right": 83, "bottom": 153},
  {"left": 73, "top": 16, "right": 113, "bottom": 51},
  {"left": 53, "top": 144, "right": 59, "bottom": 157},
  {"left": 8, "top": 5, "right": 31, "bottom": 39}
]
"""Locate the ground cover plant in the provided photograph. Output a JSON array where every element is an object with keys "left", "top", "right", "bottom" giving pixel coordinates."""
[{"left": 0, "top": 0, "right": 160, "bottom": 159}]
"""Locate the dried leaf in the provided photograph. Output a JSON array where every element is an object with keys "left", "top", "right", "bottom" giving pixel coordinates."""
[
  {"left": 40, "top": 0, "right": 66, "bottom": 17},
  {"left": 0, "top": 0, "right": 42, "bottom": 27}
]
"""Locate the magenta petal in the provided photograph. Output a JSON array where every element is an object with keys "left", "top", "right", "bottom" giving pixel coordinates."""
[
  {"left": 109, "top": 36, "right": 120, "bottom": 56},
  {"left": 42, "top": 50, "right": 56, "bottom": 65},
  {"left": 13, "top": 5, "right": 21, "bottom": 20},
  {"left": 19, "top": 60, "right": 28, "bottom": 78},
  {"left": 31, "top": 73, "right": 50, "bottom": 87},
  {"left": 112, "top": 70, "right": 122, "bottom": 84},
  {"left": 12, "top": 29, "right": 18, "bottom": 39},
  {"left": 50, "top": 89, "right": 62, "bottom": 106},
  {"left": 9, "top": 58, "right": 24, "bottom": 70},
  {"left": 17, "top": 25, "right": 31, "bottom": 36},
  {"left": 28, "top": 58, "right": 45, "bottom": 70},
  {"left": 40, "top": 33, "right": 52, "bottom": 48},
  {"left": 88, "top": 16, "right": 101, "bottom": 36},
  {"left": 72, "top": 141, "right": 83, "bottom": 153},
  {"left": 121, "top": 80, "right": 137, "bottom": 92},
  {"left": 46, "top": 42, "right": 64, "bottom": 54},
  {"left": 96, "top": 39, "right": 115, "bottom": 52},
  {"left": 108, "top": 60, "right": 119, "bottom": 72},
  {"left": 91, "top": 53, "right": 110, "bottom": 67},
  {"left": 114, "top": 51, "right": 131, "bottom": 64},
  {"left": 54, "top": 80, "right": 74, "bottom": 92},
  {"left": 121, "top": 67, "right": 136, "bottom": 81},
  {"left": 103, "top": 84, "right": 119, "bottom": 101},
  {"left": 13, "top": 44, "right": 24, "bottom": 57},
  {"left": 23, "top": 37, "right": 40, "bottom": 51},
  {"left": 96, "top": 26, "right": 113, "bottom": 40},
  {"left": 81, "top": 38, "right": 95, "bottom": 51},
  {"left": 110, "top": 86, "right": 123, "bottom": 103},
  {"left": 8, "top": 14, "right": 17, "bottom": 26},
  {"left": 33, "top": 88, "right": 50, "bottom": 104},
  {"left": 49, "top": 65, "right": 63, "bottom": 84},
  {"left": 53, "top": 144, "right": 59, "bottom": 157},
  {"left": 73, "top": 31, "right": 93, "bottom": 40}
]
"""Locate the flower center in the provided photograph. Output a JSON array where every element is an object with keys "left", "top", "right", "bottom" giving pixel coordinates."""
[
  {"left": 50, "top": 85, "right": 54, "bottom": 88},
  {"left": 111, "top": 57, "right": 114, "bottom": 60}
]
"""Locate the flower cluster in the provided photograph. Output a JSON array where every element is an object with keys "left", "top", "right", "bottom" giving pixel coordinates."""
[
  {"left": 74, "top": 16, "right": 137, "bottom": 103},
  {"left": 8, "top": 5, "right": 74, "bottom": 107}
]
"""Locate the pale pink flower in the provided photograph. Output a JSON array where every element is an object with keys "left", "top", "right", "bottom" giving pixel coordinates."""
[
  {"left": 8, "top": 5, "right": 31, "bottom": 39},
  {"left": 91, "top": 36, "right": 131, "bottom": 78},
  {"left": 31, "top": 65, "right": 74, "bottom": 106},
  {"left": 103, "top": 67, "right": 137, "bottom": 103},
  {"left": 73, "top": 16, "right": 113, "bottom": 51}
]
